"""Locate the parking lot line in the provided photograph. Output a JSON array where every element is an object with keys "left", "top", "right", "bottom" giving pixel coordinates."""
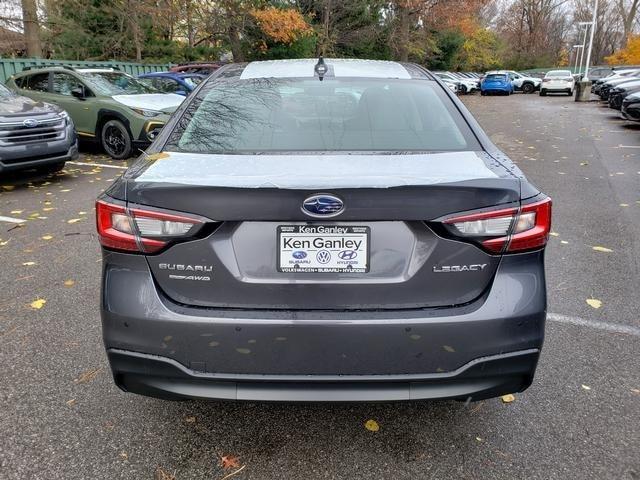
[
  {"left": 0, "top": 215, "right": 27, "bottom": 224},
  {"left": 548, "top": 312, "right": 640, "bottom": 337},
  {"left": 66, "top": 161, "right": 128, "bottom": 170}
]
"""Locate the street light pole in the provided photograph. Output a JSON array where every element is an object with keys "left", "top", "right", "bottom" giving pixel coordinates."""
[
  {"left": 578, "top": 24, "right": 589, "bottom": 76},
  {"left": 583, "top": 0, "right": 598, "bottom": 81},
  {"left": 573, "top": 45, "right": 583, "bottom": 74}
]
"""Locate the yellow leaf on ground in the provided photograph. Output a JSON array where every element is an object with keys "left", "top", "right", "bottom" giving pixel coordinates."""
[
  {"left": 41, "top": 235, "right": 53, "bottom": 240},
  {"left": 67, "top": 218, "right": 82, "bottom": 224},
  {"left": 501, "top": 394, "right": 516, "bottom": 403},
  {"left": 1, "top": 185, "right": 15, "bottom": 191},
  {"left": 592, "top": 246, "right": 613, "bottom": 253},
  {"left": 22, "top": 262, "right": 36, "bottom": 266},
  {"left": 586, "top": 298, "right": 602, "bottom": 309},
  {"left": 185, "top": 416, "right": 196, "bottom": 423},
  {"left": 620, "top": 204, "right": 629, "bottom": 207},
  {"left": 364, "top": 419, "right": 380, "bottom": 432},
  {"left": 74, "top": 367, "right": 102, "bottom": 384},
  {"left": 581, "top": 384, "right": 591, "bottom": 390},
  {"left": 66, "top": 399, "right": 76, "bottom": 406},
  {"left": 549, "top": 232, "right": 560, "bottom": 237},
  {"left": 30, "top": 298, "right": 46, "bottom": 309},
  {"left": 10, "top": 210, "right": 23, "bottom": 214},
  {"left": 443, "top": 345, "right": 456, "bottom": 353},
  {"left": 64, "top": 279, "right": 75, "bottom": 287}
]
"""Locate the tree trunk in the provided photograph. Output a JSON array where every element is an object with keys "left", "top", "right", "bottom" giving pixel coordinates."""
[
  {"left": 228, "top": 24, "right": 244, "bottom": 62},
  {"left": 395, "top": 3, "right": 410, "bottom": 62},
  {"left": 21, "top": 0, "right": 42, "bottom": 57},
  {"left": 620, "top": 0, "right": 640, "bottom": 41}
]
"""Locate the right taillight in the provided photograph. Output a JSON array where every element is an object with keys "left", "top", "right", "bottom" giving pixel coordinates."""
[
  {"left": 96, "top": 198, "right": 208, "bottom": 254},
  {"left": 441, "top": 197, "right": 552, "bottom": 254}
]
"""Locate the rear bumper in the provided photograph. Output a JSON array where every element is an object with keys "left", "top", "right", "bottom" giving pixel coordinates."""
[
  {"left": 108, "top": 347, "right": 540, "bottom": 402},
  {"left": 101, "top": 251, "right": 547, "bottom": 402}
]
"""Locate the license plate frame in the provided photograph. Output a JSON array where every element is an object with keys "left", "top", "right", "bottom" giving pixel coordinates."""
[{"left": 277, "top": 225, "right": 370, "bottom": 273}]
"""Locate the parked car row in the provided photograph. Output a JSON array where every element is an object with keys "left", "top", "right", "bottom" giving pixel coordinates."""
[
  {"left": 1, "top": 63, "right": 225, "bottom": 172},
  {"left": 591, "top": 67, "right": 640, "bottom": 122}
]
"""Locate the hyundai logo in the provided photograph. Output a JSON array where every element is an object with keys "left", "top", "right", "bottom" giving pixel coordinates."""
[
  {"left": 302, "top": 194, "right": 344, "bottom": 218},
  {"left": 316, "top": 250, "right": 331, "bottom": 264},
  {"left": 22, "top": 118, "right": 39, "bottom": 128},
  {"left": 292, "top": 251, "right": 307, "bottom": 259},
  {"left": 338, "top": 250, "right": 357, "bottom": 260}
]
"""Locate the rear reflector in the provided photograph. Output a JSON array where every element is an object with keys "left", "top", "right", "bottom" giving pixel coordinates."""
[
  {"left": 443, "top": 197, "right": 552, "bottom": 254},
  {"left": 96, "top": 199, "right": 204, "bottom": 253}
]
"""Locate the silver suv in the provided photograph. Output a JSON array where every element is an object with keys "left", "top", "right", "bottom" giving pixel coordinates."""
[{"left": 0, "top": 83, "right": 78, "bottom": 175}]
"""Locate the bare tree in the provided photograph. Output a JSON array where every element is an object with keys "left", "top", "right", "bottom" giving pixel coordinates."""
[{"left": 21, "top": 0, "right": 41, "bottom": 57}]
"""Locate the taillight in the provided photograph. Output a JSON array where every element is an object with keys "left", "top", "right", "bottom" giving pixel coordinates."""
[
  {"left": 441, "top": 197, "right": 552, "bottom": 254},
  {"left": 96, "top": 199, "right": 205, "bottom": 253}
]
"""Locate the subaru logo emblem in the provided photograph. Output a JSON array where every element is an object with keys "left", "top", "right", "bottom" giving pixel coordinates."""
[
  {"left": 292, "top": 251, "right": 307, "bottom": 259},
  {"left": 316, "top": 250, "right": 331, "bottom": 264},
  {"left": 302, "top": 194, "right": 344, "bottom": 218},
  {"left": 338, "top": 250, "right": 357, "bottom": 260},
  {"left": 22, "top": 118, "right": 38, "bottom": 128}
]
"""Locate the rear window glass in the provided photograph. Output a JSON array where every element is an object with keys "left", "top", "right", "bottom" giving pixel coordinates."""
[
  {"left": 165, "top": 78, "right": 479, "bottom": 153},
  {"left": 485, "top": 74, "right": 506, "bottom": 81},
  {"left": 546, "top": 70, "right": 572, "bottom": 77}
]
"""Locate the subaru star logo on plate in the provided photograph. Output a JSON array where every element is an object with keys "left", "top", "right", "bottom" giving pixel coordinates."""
[
  {"left": 22, "top": 118, "right": 39, "bottom": 128},
  {"left": 302, "top": 194, "right": 344, "bottom": 218}
]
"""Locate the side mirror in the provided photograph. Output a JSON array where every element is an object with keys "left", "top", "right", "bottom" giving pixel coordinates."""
[{"left": 71, "top": 87, "right": 85, "bottom": 100}]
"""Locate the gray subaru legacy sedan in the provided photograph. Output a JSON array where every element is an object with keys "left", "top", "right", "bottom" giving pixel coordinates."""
[{"left": 97, "top": 58, "right": 551, "bottom": 402}]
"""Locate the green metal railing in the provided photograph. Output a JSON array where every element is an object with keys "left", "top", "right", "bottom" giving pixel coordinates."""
[{"left": 0, "top": 58, "right": 173, "bottom": 83}]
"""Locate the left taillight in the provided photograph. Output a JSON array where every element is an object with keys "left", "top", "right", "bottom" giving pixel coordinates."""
[
  {"left": 440, "top": 197, "right": 552, "bottom": 254},
  {"left": 96, "top": 199, "right": 205, "bottom": 254}
]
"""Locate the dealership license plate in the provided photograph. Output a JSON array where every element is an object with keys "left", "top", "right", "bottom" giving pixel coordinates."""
[{"left": 277, "top": 225, "right": 370, "bottom": 273}]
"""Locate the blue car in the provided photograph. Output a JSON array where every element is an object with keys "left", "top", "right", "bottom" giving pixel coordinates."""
[
  {"left": 481, "top": 73, "right": 513, "bottom": 96},
  {"left": 137, "top": 72, "right": 206, "bottom": 96}
]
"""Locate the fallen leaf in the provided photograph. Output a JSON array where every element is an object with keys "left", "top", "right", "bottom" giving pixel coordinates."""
[
  {"left": 154, "top": 467, "right": 176, "bottom": 480},
  {"left": 620, "top": 203, "right": 629, "bottom": 207},
  {"left": 184, "top": 416, "right": 196, "bottom": 424},
  {"left": 146, "top": 152, "right": 171, "bottom": 161},
  {"left": 30, "top": 298, "right": 46, "bottom": 309},
  {"left": 74, "top": 367, "right": 102, "bottom": 384},
  {"left": 41, "top": 235, "right": 53, "bottom": 241},
  {"left": 581, "top": 384, "right": 591, "bottom": 390},
  {"left": 10, "top": 210, "right": 23, "bottom": 214},
  {"left": 560, "top": 240, "right": 569, "bottom": 244},
  {"left": 60, "top": 189, "right": 71, "bottom": 192},
  {"left": 364, "top": 419, "right": 380, "bottom": 432},
  {"left": 549, "top": 232, "right": 560, "bottom": 237},
  {"left": 1, "top": 185, "right": 15, "bottom": 191},
  {"left": 500, "top": 394, "right": 515, "bottom": 403},
  {"left": 64, "top": 279, "right": 75, "bottom": 287},
  {"left": 586, "top": 298, "right": 602, "bottom": 309},
  {"left": 66, "top": 399, "right": 76, "bottom": 406},
  {"left": 120, "top": 452, "right": 128, "bottom": 460},
  {"left": 67, "top": 218, "right": 83, "bottom": 224},
  {"left": 22, "top": 261, "right": 36, "bottom": 266},
  {"left": 220, "top": 455, "right": 241, "bottom": 470},
  {"left": 476, "top": 436, "right": 483, "bottom": 442},
  {"left": 592, "top": 246, "right": 613, "bottom": 253},
  {"left": 443, "top": 345, "right": 456, "bottom": 353}
]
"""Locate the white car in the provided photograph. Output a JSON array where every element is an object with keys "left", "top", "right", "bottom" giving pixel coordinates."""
[
  {"left": 434, "top": 72, "right": 478, "bottom": 94},
  {"left": 540, "top": 70, "right": 575, "bottom": 96},
  {"left": 486, "top": 70, "right": 541, "bottom": 94}
]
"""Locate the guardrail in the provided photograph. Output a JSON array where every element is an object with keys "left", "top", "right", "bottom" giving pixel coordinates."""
[{"left": 0, "top": 58, "right": 173, "bottom": 83}]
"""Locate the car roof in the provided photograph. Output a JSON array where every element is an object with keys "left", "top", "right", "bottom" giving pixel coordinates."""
[{"left": 235, "top": 58, "right": 425, "bottom": 80}]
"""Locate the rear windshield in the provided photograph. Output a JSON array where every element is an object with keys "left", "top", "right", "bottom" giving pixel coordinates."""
[
  {"left": 485, "top": 74, "right": 506, "bottom": 81},
  {"left": 165, "top": 78, "right": 479, "bottom": 153},
  {"left": 546, "top": 70, "right": 572, "bottom": 77}
]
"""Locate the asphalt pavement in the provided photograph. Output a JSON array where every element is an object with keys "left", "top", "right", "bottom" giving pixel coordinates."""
[{"left": 0, "top": 94, "right": 639, "bottom": 480}]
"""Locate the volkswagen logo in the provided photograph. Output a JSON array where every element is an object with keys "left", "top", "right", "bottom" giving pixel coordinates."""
[
  {"left": 316, "top": 250, "right": 331, "bottom": 264},
  {"left": 302, "top": 194, "right": 344, "bottom": 218},
  {"left": 22, "top": 118, "right": 39, "bottom": 128},
  {"left": 338, "top": 250, "right": 357, "bottom": 260}
]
